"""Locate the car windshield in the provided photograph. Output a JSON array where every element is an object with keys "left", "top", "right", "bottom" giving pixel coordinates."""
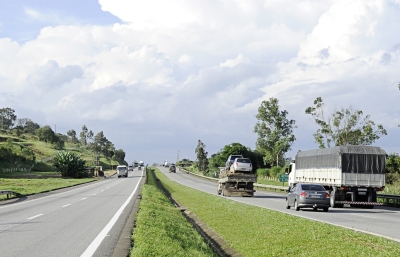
[
  {"left": 230, "top": 155, "right": 242, "bottom": 160},
  {"left": 301, "top": 185, "right": 325, "bottom": 191},
  {"left": 237, "top": 158, "right": 251, "bottom": 163},
  {"left": 117, "top": 167, "right": 126, "bottom": 171}
]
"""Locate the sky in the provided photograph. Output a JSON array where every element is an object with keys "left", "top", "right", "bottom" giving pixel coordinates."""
[{"left": 1, "top": 0, "right": 400, "bottom": 165}]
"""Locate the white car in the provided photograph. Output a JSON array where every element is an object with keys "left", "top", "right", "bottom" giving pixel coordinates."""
[
  {"left": 230, "top": 158, "right": 253, "bottom": 173},
  {"left": 117, "top": 165, "right": 128, "bottom": 178},
  {"left": 128, "top": 165, "right": 134, "bottom": 171}
]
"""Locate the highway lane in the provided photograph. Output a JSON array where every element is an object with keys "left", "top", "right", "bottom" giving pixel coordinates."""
[
  {"left": 0, "top": 169, "right": 144, "bottom": 257},
  {"left": 159, "top": 166, "right": 400, "bottom": 242}
]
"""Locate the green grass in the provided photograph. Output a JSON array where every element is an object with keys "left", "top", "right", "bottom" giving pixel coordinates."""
[
  {"left": 0, "top": 178, "right": 94, "bottom": 200},
  {"left": 130, "top": 168, "right": 217, "bottom": 257},
  {"left": 256, "top": 176, "right": 288, "bottom": 187},
  {"left": 154, "top": 168, "right": 400, "bottom": 257}
]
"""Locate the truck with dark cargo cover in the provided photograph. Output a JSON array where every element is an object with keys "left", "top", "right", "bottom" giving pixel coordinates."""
[
  {"left": 287, "top": 145, "right": 386, "bottom": 208},
  {"left": 217, "top": 155, "right": 257, "bottom": 197}
]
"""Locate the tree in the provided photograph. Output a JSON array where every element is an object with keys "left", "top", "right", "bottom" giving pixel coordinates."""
[
  {"left": 254, "top": 98, "right": 296, "bottom": 167},
  {"left": 195, "top": 140, "right": 209, "bottom": 174},
  {"left": 87, "top": 130, "right": 94, "bottom": 144},
  {"left": 36, "top": 125, "right": 55, "bottom": 143},
  {"left": 208, "top": 143, "right": 265, "bottom": 171},
  {"left": 386, "top": 153, "right": 400, "bottom": 184},
  {"left": 0, "top": 107, "right": 17, "bottom": 130},
  {"left": 80, "top": 125, "right": 88, "bottom": 145},
  {"left": 114, "top": 149, "right": 126, "bottom": 165},
  {"left": 67, "top": 129, "right": 78, "bottom": 143},
  {"left": 24, "top": 119, "right": 40, "bottom": 134},
  {"left": 305, "top": 97, "right": 387, "bottom": 148}
]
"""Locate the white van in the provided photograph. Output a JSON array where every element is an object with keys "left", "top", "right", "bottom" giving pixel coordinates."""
[{"left": 117, "top": 165, "right": 128, "bottom": 178}]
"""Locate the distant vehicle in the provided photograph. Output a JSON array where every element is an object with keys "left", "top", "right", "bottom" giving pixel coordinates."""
[
  {"left": 128, "top": 165, "right": 133, "bottom": 171},
  {"left": 286, "top": 183, "right": 330, "bottom": 212},
  {"left": 230, "top": 158, "right": 252, "bottom": 173},
  {"left": 169, "top": 164, "right": 176, "bottom": 173},
  {"left": 117, "top": 165, "right": 128, "bottom": 178},
  {"left": 139, "top": 161, "right": 144, "bottom": 167},
  {"left": 225, "top": 154, "right": 243, "bottom": 170},
  {"left": 164, "top": 160, "right": 169, "bottom": 167},
  {"left": 133, "top": 162, "right": 139, "bottom": 168}
]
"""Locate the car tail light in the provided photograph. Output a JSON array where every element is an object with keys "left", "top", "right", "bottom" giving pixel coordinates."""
[
  {"left": 236, "top": 162, "right": 238, "bottom": 166},
  {"left": 250, "top": 163, "right": 252, "bottom": 167},
  {"left": 324, "top": 193, "right": 330, "bottom": 198},
  {"left": 300, "top": 191, "right": 307, "bottom": 198}
]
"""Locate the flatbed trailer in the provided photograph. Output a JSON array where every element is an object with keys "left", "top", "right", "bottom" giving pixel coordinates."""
[{"left": 217, "top": 169, "right": 256, "bottom": 197}]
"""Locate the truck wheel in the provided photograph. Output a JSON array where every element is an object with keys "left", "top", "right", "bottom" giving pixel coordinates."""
[
  {"left": 286, "top": 199, "right": 290, "bottom": 209},
  {"left": 294, "top": 200, "right": 300, "bottom": 211}
]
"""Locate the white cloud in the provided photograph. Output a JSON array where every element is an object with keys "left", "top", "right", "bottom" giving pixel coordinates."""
[{"left": 1, "top": 0, "right": 400, "bottom": 163}]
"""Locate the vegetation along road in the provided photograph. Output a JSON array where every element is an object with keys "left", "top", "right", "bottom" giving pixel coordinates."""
[{"left": 159, "top": 166, "right": 400, "bottom": 243}]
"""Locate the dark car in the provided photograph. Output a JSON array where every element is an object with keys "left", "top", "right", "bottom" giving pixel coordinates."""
[
  {"left": 225, "top": 154, "right": 243, "bottom": 170},
  {"left": 169, "top": 165, "right": 176, "bottom": 173},
  {"left": 286, "top": 183, "right": 330, "bottom": 212}
]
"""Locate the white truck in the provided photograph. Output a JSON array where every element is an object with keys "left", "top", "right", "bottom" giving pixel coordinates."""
[
  {"left": 117, "top": 165, "right": 128, "bottom": 178},
  {"left": 288, "top": 145, "right": 386, "bottom": 208}
]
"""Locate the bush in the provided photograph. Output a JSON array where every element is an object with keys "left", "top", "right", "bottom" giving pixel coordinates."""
[
  {"left": 257, "top": 168, "right": 270, "bottom": 177},
  {"left": 53, "top": 151, "right": 90, "bottom": 178},
  {"left": 270, "top": 166, "right": 284, "bottom": 177}
]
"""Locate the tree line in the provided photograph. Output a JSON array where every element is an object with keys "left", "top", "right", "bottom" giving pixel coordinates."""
[{"left": 194, "top": 89, "right": 400, "bottom": 183}]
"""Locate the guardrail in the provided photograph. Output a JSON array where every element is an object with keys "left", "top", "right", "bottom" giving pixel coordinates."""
[
  {"left": 377, "top": 194, "right": 400, "bottom": 207},
  {"left": 0, "top": 190, "right": 16, "bottom": 199}
]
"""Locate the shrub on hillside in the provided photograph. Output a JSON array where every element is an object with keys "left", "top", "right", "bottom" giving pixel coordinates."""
[{"left": 53, "top": 151, "right": 90, "bottom": 178}]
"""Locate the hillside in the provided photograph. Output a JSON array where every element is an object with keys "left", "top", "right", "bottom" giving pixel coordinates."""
[{"left": 0, "top": 131, "right": 119, "bottom": 173}]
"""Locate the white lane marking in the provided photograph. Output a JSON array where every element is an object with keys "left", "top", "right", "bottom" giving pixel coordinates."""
[
  {"left": 81, "top": 198, "right": 87, "bottom": 201},
  {"left": 62, "top": 204, "right": 71, "bottom": 208},
  {"left": 27, "top": 214, "right": 43, "bottom": 220},
  {"left": 81, "top": 169, "right": 144, "bottom": 257},
  {"left": 93, "top": 193, "right": 97, "bottom": 196},
  {"left": 101, "top": 190, "right": 104, "bottom": 192}
]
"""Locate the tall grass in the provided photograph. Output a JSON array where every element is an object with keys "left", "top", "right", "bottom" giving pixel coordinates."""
[{"left": 130, "top": 169, "right": 217, "bottom": 257}]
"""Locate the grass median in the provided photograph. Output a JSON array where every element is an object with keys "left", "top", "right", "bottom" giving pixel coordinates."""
[
  {"left": 130, "top": 168, "right": 217, "bottom": 257},
  {"left": 154, "top": 167, "right": 400, "bottom": 257}
]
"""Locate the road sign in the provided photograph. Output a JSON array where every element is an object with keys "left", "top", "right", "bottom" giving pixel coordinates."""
[{"left": 279, "top": 174, "right": 288, "bottom": 182}]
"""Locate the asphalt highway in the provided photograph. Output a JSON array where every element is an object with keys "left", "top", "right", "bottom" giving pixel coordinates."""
[
  {"left": 160, "top": 166, "right": 400, "bottom": 243},
  {"left": 0, "top": 169, "right": 144, "bottom": 257}
]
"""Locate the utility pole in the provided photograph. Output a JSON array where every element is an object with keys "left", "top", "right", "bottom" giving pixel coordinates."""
[
  {"left": 176, "top": 150, "right": 180, "bottom": 164},
  {"left": 55, "top": 124, "right": 56, "bottom": 133}
]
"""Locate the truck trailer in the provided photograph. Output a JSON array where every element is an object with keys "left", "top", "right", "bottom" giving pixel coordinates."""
[{"left": 288, "top": 145, "right": 386, "bottom": 208}]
